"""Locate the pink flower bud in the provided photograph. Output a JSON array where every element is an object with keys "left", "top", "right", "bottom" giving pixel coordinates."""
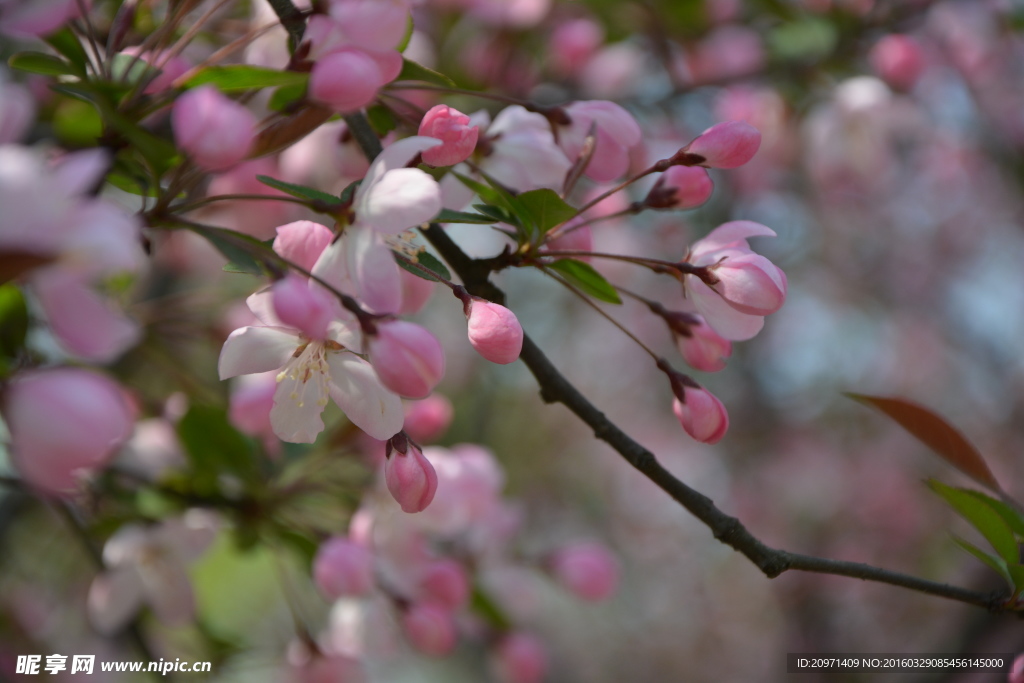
[
  {"left": 273, "top": 220, "right": 334, "bottom": 273},
  {"left": 313, "top": 537, "right": 375, "bottom": 599},
  {"left": 3, "top": 368, "right": 133, "bottom": 494},
  {"left": 271, "top": 274, "right": 335, "bottom": 340},
  {"left": 418, "top": 105, "right": 480, "bottom": 167},
  {"left": 548, "top": 541, "right": 619, "bottom": 602},
  {"left": 310, "top": 49, "right": 384, "bottom": 113},
  {"left": 677, "top": 319, "right": 732, "bottom": 372},
  {"left": 672, "top": 387, "right": 728, "bottom": 444},
  {"left": 369, "top": 321, "right": 445, "bottom": 399},
  {"left": 684, "top": 120, "right": 761, "bottom": 169},
  {"left": 172, "top": 85, "right": 257, "bottom": 172},
  {"left": 385, "top": 441, "right": 438, "bottom": 513},
  {"left": 466, "top": 300, "right": 523, "bottom": 365},
  {"left": 869, "top": 34, "right": 926, "bottom": 91},
  {"left": 648, "top": 166, "right": 714, "bottom": 209},
  {"left": 709, "top": 253, "right": 787, "bottom": 316},
  {"left": 1009, "top": 654, "right": 1024, "bottom": 683},
  {"left": 416, "top": 559, "right": 470, "bottom": 610},
  {"left": 402, "top": 602, "right": 457, "bottom": 656},
  {"left": 492, "top": 632, "right": 548, "bottom": 683},
  {"left": 403, "top": 395, "right": 454, "bottom": 443}
]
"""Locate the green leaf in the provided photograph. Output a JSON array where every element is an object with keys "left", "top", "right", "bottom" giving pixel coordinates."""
[
  {"left": 177, "top": 405, "right": 259, "bottom": 492},
  {"left": 53, "top": 98, "right": 102, "bottom": 146},
  {"left": 516, "top": 188, "right": 577, "bottom": 232},
  {"left": 453, "top": 172, "right": 523, "bottom": 229},
  {"left": 469, "top": 586, "right": 512, "bottom": 630},
  {"left": 395, "top": 251, "right": 452, "bottom": 282},
  {"left": 366, "top": 104, "right": 398, "bottom": 136},
  {"left": 255, "top": 174, "right": 342, "bottom": 207},
  {"left": 472, "top": 203, "right": 516, "bottom": 224},
  {"left": 548, "top": 259, "right": 622, "bottom": 304},
  {"left": 395, "top": 14, "right": 415, "bottom": 53},
  {"left": 184, "top": 65, "right": 309, "bottom": 92},
  {"left": 962, "top": 490, "right": 1024, "bottom": 538},
  {"left": 187, "top": 224, "right": 280, "bottom": 276},
  {"left": 8, "top": 52, "right": 77, "bottom": 77},
  {"left": 768, "top": 18, "right": 837, "bottom": 62},
  {"left": 847, "top": 394, "right": 1000, "bottom": 492},
  {"left": 267, "top": 82, "right": 307, "bottom": 111},
  {"left": 0, "top": 284, "right": 29, "bottom": 358},
  {"left": 929, "top": 480, "right": 1020, "bottom": 569},
  {"left": 952, "top": 536, "right": 1013, "bottom": 588},
  {"left": 396, "top": 58, "right": 456, "bottom": 87},
  {"left": 434, "top": 208, "right": 498, "bottom": 225},
  {"left": 44, "top": 28, "right": 89, "bottom": 74}
]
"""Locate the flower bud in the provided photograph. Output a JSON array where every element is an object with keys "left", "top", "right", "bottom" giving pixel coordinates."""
[
  {"left": 313, "top": 536, "right": 375, "bottom": 599},
  {"left": 402, "top": 602, "right": 457, "bottom": 656},
  {"left": 416, "top": 559, "right": 470, "bottom": 610},
  {"left": 492, "top": 632, "right": 548, "bottom": 683},
  {"left": 310, "top": 49, "right": 384, "bottom": 113},
  {"left": 709, "top": 253, "right": 787, "bottom": 316},
  {"left": 272, "top": 274, "right": 335, "bottom": 340},
  {"left": 869, "top": 34, "right": 926, "bottom": 91},
  {"left": 683, "top": 120, "right": 760, "bottom": 169},
  {"left": 385, "top": 439, "right": 438, "bottom": 513},
  {"left": 466, "top": 300, "right": 523, "bottom": 365},
  {"left": 172, "top": 85, "right": 257, "bottom": 172},
  {"left": 3, "top": 368, "right": 134, "bottom": 494},
  {"left": 403, "top": 395, "right": 454, "bottom": 444},
  {"left": 369, "top": 321, "right": 445, "bottom": 399},
  {"left": 677, "top": 319, "right": 732, "bottom": 373},
  {"left": 548, "top": 541, "right": 619, "bottom": 601},
  {"left": 645, "top": 166, "right": 713, "bottom": 210},
  {"left": 419, "top": 105, "right": 480, "bottom": 167},
  {"left": 672, "top": 387, "right": 728, "bottom": 444}
]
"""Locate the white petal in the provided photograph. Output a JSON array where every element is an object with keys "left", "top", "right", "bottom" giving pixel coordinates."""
[
  {"left": 690, "top": 221, "right": 776, "bottom": 261},
  {"left": 270, "top": 369, "right": 328, "bottom": 443},
  {"left": 218, "top": 326, "right": 298, "bottom": 379},
  {"left": 361, "top": 136, "right": 444, "bottom": 195},
  {"left": 87, "top": 565, "right": 145, "bottom": 635},
  {"left": 328, "top": 353, "right": 404, "bottom": 440},
  {"left": 689, "top": 279, "right": 764, "bottom": 341},
  {"left": 246, "top": 288, "right": 285, "bottom": 327},
  {"left": 140, "top": 559, "right": 196, "bottom": 626},
  {"left": 358, "top": 167, "right": 442, "bottom": 234}
]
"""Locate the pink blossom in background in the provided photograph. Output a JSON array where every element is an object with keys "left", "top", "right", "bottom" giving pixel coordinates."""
[
  {"left": 559, "top": 100, "right": 642, "bottom": 182},
  {"left": 549, "top": 18, "right": 605, "bottom": 77},
  {"left": 398, "top": 267, "right": 436, "bottom": 315},
  {"left": 672, "top": 387, "right": 729, "bottom": 444},
  {"left": 401, "top": 602, "right": 457, "bottom": 655},
  {"left": 414, "top": 559, "right": 470, "bottom": 609},
  {"left": 548, "top": 541, "right": 620, "bottom": 601},
  {"left": 172, "top": 85, "right": 257, "bottom": 172},
  {"left": 310, "top": 49, "right": 386, "bottom": 113},
  {"left": 314, "top": 537, "right": 376, "bottom": 599},
  {"left": 491, "top": 632, "right": 548, "bottom": 683},
  {"left": 3, "top": 368, "right": 134, "bottom": 495},
  {"left": 0, "top": 0, "right": 83, "bottom": 38},
  {"left": 403, "top": 395, "right": 454, "bottom": 443},
  {"left": 869, "top": 34, "right": 927, "bottom": 90},
  {"left": 327, "top": 0, "right": 411, "bottom": 52}
]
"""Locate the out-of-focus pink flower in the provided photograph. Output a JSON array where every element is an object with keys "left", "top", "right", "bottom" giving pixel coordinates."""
[
  {"left": 402, "top": 603, "right": 457, "bottom": 656},
  {"left": 3, "top": 368, "right": 134, "bottom": 495},
  {"left": 687, "top": 25, "right": 765, "bottom": 83},
  {"left": 172, "top": 85, "right": 256, "bottom": 172},
  {"left": 1008, "top": 654, "right": 1024, "bottom": 683},
  {"left": 327, "top": 0, "right": 410, "bottom": 52},
  {"left": 0, "top": 0, "right": 82, "bottom": 38},
  {"left": 543, "top": 222, "right": 593, "bottom": 259},
  {"left": 398, "top": 267, "right": 435, "bottom": 315},
  {"left": 314, "top": 537, "right": 376, "bottom": 599},
  {"left": 677, "top": 318, "right": 732, "bottom": 372},
  {"left": 310, "top": 49, "right": 384, "bottom": 113},
  {"left": 869, "top": 34, "right": 926, "bottom": 91},
  {"left": 369, "top": 321, "right": 445, "bottom": 399},
  {"left": 466, "top": 300, "right": 523, "bottom": 365},
  {"left": 645, "top": 165, "right": 714, "bottom": 209},
  {"left": 548, "top": 541, "right": 619, "bottom": 601},
  {"left": 419, "top": 105, "right": 479, "bottom": 167},
  {"left": 415, "top": 559, "right": 470, "bottom": 609},
  {"left": 403, "top": 395, "right": 454, "bottom": 444},
  {"left": 683, "top": 220, "right": 786, "bottom": 341},
  {"left": 468, "top": 0, "right": 551, "bottom": 28},
  {"left": 672, "top": 387, "right": 728, "bottom": 444},
  {"left": 87, "top": 510, "right": 219, "bottom": 634},
  {"left": 492, "top": 632, "right": 548, "bottom": 683},
  {"left": 549, "top": 18, "right": 604, "bottom": 77},
  {"left": 559, "top": 100, "right": 642, "bottom": 182},
  {"left": 291, "top": 654, "right": 368, "bottom": 683},
  {"left": 229, "top": 371, "right": 278, "bottom": 446},
  {"left": 385, "top": 439, "right": 439, "bottom": 513},
  {"left": 683, "top": 120, "right": 761, "bottom": 169},
  {"left": 0, "top": 70, "right": 34, "bottom": 144}
]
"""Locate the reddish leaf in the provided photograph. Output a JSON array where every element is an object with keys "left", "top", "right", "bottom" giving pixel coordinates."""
[{"left": 847, "top": 393, "right": 1000, "bottom": 492}]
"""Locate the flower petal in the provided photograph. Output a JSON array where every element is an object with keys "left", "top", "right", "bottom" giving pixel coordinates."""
[
  {"left": 690, "top": 220, "right": 776, "bottom": 260},
  {"left": 688, "top": 279, "right": 765, "bottom": 341},
  {"left": 358, "top": 167, "right": 442, "bottom": 234},
  {"left": 270, "top": 369, "right": 328, "bottom": 443},
  {"left": 218, "top": 326, "right": 298, "bottom": 379},
  {"left": 327, "top": 353, "right": 404, "bottom": 440}
]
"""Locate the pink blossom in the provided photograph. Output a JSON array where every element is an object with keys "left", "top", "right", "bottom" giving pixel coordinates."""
[
  {"left": 559, "top": 100, "right": 642, "bottom": 182},
  {"left": 672, "top": 387, "right": 729, "bottom": 444},
  {"left": 3, "top": 368, "right": 134, "bottom": 495},
  {"left": 403, "top": 395, "right": 454, "bottom": 443},
  {"left": 310, "top": 49, "right": 384, "bottom": 113},
  {"left": 1008, "top": 654, "right": 1024, "bottom": 683},
  {"left": 385, "top": 441, "right": 439, "bottom": 513},
  {"left": 687, "top": 25, "right": 765, "bottom": 83},
  {"left": 313, "top": 537, "right": 376, "bottom": 599},
  {"left": 645, "top": 166, "right": 714, "bottom": 209},
  {"left": 273, "top": 220, "right": 335, "bottom": 273},
  {"left": 869, "top": 35, "right": 926, "bottom": 91},
  {"left": 402, "top": 603, "right": 457, "bottom": 656},
  {"left": 548, "top": 541, "right": 619, "bottom": 601},
  {"left": 683, "top": 120, "right": 761, "bottom": 169},
  {"left": 415, "top": 559, "right": 470, "bottom": 609},
  {"left": 272, "top": 273, "right": 336, "bottom": 341},
  {"left": 549, "top": 18, "right": 605, "bottom": 77},
  {"left": 418, "top": 105, "right": 479, "bottom": 167},
  {"left": 466, "top": 300, "right": 523, "bottom": 365},
  {"left": 228, "top": 372, "right": 277, "bottom": 444},
  {"left": 677, "top": 318, "right": 732, "bottom": 372},
  {"left": 327, "top": 0, "right": 410, "bottom": 52},
  {"left": 0, "top": 0, "right": 82, "bottom": 38},
  {"left": 368, "top": 321, "right": 446, "bottom": 399},
  {"left": 172, "top": 86, "right": 257, "bottom": 172},
  {"left": 683, "top": 221, "right": 786, "bottom": 341},
  {"left": 492, "top": 632, "right": 548, "bottom": 683}
]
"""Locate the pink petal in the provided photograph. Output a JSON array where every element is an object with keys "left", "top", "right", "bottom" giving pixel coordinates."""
[
  {"left": 327, "top": 354, "right": 404, "bottom": 440},
  {"left": 688, "top": 279, "right": 765, "bottom": 341}
]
